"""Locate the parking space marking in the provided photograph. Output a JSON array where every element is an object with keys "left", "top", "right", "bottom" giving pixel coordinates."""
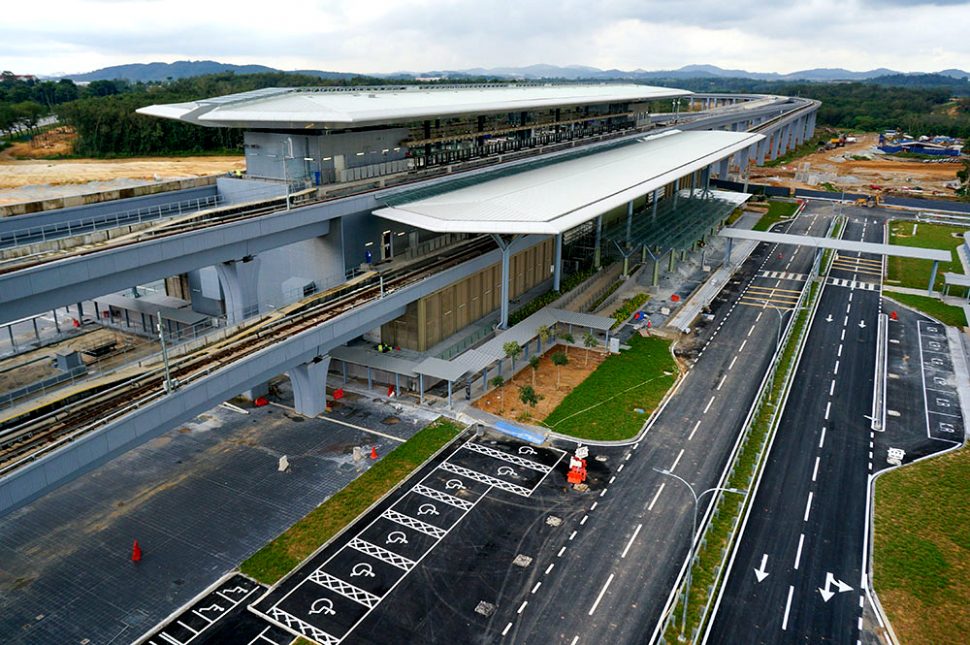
[
  {"left": 145, "top": 574, "right": 266, "bottom": 645},
  {"left": 411, "top": 483, "right": 474, "bottom": 510},
  {"left": 308, "top": 571, "right": 381, "bottom": 609},
  {"left": 380, "top": 509, "right": 448, "bottom": 539},
  {"left": 438, "top": 461, "right": 532, "bottom": 496},
  {"left": 461, "top": 441, "right": 553, "bottom": 473},
  {"left": 917, "top": 321, "right": 964, "bottom": 444}
]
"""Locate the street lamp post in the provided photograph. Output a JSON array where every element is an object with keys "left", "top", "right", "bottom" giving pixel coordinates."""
[{"left": 654, "top": 468, "right": 744, "bottom": 641}]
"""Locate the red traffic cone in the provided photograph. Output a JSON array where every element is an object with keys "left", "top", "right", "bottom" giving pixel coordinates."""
[
  {"left": 131, "top": 539, "right": 142, "bottom": 562},
  {"left": 370, "top": 446, "right": 378, "bottom": 460}
]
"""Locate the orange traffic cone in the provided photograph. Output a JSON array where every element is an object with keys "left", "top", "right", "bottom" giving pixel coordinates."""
[
  {"left": 370, "top": 446, "right": 378, "bottom": 460},
  {"left": 131, "top": 539, "right": 142, "bottom": 562}
]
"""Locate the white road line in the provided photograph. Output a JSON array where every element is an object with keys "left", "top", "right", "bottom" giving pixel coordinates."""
[
  {"left": 747, "top": 324, "right": 756, "bottom": 337},
  {"left": 782, "top": 585, "right": 794, "bottom": 631},
  {"left": 503, "top": 622, "right": 513, "bottom": 636},
  {"left": 704, "top": 396, "right": 716, "bottom": 414},
  {"left": 756, "top": 311, "right": 763, "bottom": 321},
  {"left": 670, "top": 448, "right": 685, "bottom": 472},
  {"left": 728, "top": 356, "right": 738, "bottom": 371},
  {"left": 858, "top": 617, "right": 863, "bottom": 630},
  {"left": 580, "top": 515, "right": 589, "bottom": 525},
  {"left": 739, "top": 339, "right": 747, "bottom": 352},
  {"left": 825, "top": 401, "right": 831, "bottom": 420},
  {"left": 834, "top": 360, "right": 840, "bottom": 375},
  {"left": 618, "top": 463, "right": 625, "bottom": 473},
  {"left": 844, "top": 315, "right": 849, "bottom": 326},
  {"left": 717, "top": 375, "right": 727, "bottom": 391},
  {"left": 689, "top": 420, "right": 702, "bottom": 441},
  {"left": 625, "top": 452, "right": 632, "bottom": 461},
  {"left": 532, "top": 582, "right": 542, "bottom": 594},
  {"left": 648, "top": 483, "right": 666, "bottom": 510},
  {"left": 838, "top": 344, "right": 843, "bottom": 357},
  {"left": 588, "top": 573, "right": 615, "bottom": 616},
  {"left": 794, "top": 533, "right": 805, "bottom": 570},
  {"left": 518, "top": 600, "right": 528, "bottom": 614},
  {"left": 841, "top": 328, "right": 846, "bottom": 341},
  {"left": 609, "top": 476, "right": 616, "bottom": 484},
  {"left": 819, "top": 426, "right": 826, "bottom": 449},
  {"left": 176, "top": 621, "right": 199, "bottom": 635},
  {"left": 830, "top": 380, "right": 836, "bottom": 396},
  {"left": 812, "top": 456, "right": 820, "bottom": 482},
  {"left": 600, "top": 489, "right": 607, "bottom": 497},
  {"left": 569, "top": 530, "right": 577, "bottom": 541},
  {"left": 558, "top": 546, "right": 567, "bottom": 557},
  {"left": 621, "top": 524, "right": 643, "bottom": 559},
  {"left": 804, "top": 492, "right": 814, "bottom": 522},
  {"left": 847, "top": 303, "right": 851, "bottom": 314},
  {"left": 590, "top": 502, "right": 598, "bottom": 511},
  {"left": 570, "top": 636, "right": 579, "bottom": 645},
  {"left": 545, "top": 563, "right": 555, "bottom": 575}
]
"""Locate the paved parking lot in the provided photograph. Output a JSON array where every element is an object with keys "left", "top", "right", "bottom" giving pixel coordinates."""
[
  {"left": 916, "top": 320, "right": 965, "bottom": 443},
  {"left": 252, "top": 434, "right": 565, "bottom": 644}
]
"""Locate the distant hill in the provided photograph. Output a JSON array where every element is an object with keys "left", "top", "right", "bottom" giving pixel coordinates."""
[{"left": 63, "top": 60, "right": 356, "bottom": 82}]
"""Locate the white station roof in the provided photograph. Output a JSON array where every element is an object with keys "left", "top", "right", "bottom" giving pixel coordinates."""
[
  {"left": 374, "top": 129, "right": 764, "bottom": 235},
  {"left": 137, "top": 83, "right": 691, "bottom": 129}
]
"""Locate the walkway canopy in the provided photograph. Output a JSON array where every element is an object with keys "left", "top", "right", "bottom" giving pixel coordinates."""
[
  {"left": 374, "top": 129, "right": 764, "bottom": 235},
  {"left": 718, "top": 229, "right": 952, "bottom": 262}
]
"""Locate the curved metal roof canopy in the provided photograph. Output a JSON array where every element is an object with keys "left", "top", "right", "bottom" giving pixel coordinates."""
[
  {"left": 374, "top": 129, "right": 764, "bottom": 235},
  {"left": 136, "top": 83, "right": 691, "bottom": 129}
]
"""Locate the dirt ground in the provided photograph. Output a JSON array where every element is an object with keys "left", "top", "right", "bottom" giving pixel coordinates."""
[
  {"left": 0, "top": 327, "right": 157, "bottom": 395},
  {"left": 750, "top": 132, "right": 962, "bottom": 196},
  {"left": 473, "top": 346, "right": 608, "bottom": 423}
]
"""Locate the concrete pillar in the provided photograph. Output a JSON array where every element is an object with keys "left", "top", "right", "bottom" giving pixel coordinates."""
[
  {"left": 216, "top": 256, "right": 261, "bottom": 325},
  {"left": 626, "top": 201, "right": 634, "bottom": 246},
  {"left": 718, "top": 157, "right": 729, "bottom": 179},
  {"left": 726, "top": 237, "right": 733, "bottom": 265},
  {"left": 491, "top": 235, "right": 517, "bottom": 329},
  {"left": 703, "top": 166, "right": 711, "bottom": 195},
  {"left": 242, "top": 382, "right": 269, "bottom": 401},
  {"left": 771, "top": 130, "right": 784, "bottom": 160},
  {"left": 594, "top": 215, "right": 603, "bottom": 269},
  {"left": 652, "top": 259, "right": 660, "bottom": 286},
  {"left": 673, "top": 179, "right": 680, "bottom": 209},
  {"left": 652, "top": 190, "right": 659, "bottom": 221},
  {"left": 668, "top": 250, "right": 676, "bottom": 272},
  {"left": 756, "top": 139, "right": 767, "bottom": 166},
  {"left": 290, "top": 355, "right": 331, "bottom": 417},
  {"left": 553, "top": 233, "right": 563, "bottom": 291}
]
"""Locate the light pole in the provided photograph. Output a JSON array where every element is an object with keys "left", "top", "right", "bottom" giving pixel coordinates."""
[{"left": 653, "top": 467, "right": 744, "bottom": 641}]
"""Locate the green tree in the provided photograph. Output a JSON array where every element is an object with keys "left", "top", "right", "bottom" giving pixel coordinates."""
[
  {"left": 503, "top": 341, "right": 522, "bottom": 382},
  {"left": 518, "top": 385, "right": 541, "bottom": 408},
  {"left": 559, "top": 331, "right": 575, "bottom": 356},
  {"left": 490, "top": 375, "right": 506, "bottom": 414},
  {"left": 583, "top": 331, "right": 598, "bottom": 367},
  {"left": 529, "top": 355, "right": 540, "bottom": 386},
  {"left": 536, "top": 324, "right": 555, "bottom": 352},
  {"left": 551, "top": 351, "right": 569, "bottom": 389}
]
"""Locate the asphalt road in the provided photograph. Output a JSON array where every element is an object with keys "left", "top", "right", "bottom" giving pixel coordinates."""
[{"left": 705, "top": 210, "right": 965, "bottom": 644}]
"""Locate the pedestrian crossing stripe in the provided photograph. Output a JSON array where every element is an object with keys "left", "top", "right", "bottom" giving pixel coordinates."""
[
  {"left": 826, "top": 277, "right": 879, "bottom": 291},
  {"left": 759, "top": 270, "right": 808, "bottom": 281}
]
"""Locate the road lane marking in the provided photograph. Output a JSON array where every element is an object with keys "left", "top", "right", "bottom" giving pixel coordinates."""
[
  {"left": 847, "top": 303, "right": 851, "bottom": 314},
  {"left": 782, "top": 585, "right": 794, "bottom": 630},
  {"left": 795, "top": 533, "right": 805, "bottom": 570},
  {"left": 830, "top": 380, "right": 836, "bottom": 396},
  {"left": 503, "top": 622, "right": 513, "bottom": 636},
  {"left": 838, "top": 344, "right": 843, "bottom": 357},
  {"left": 841, "top": 329, "right": 846, "bottom": 341},
  {"left": 621, "top": 524, "right": 643, "bottom": 559},
  {"left": 747, "top": 324, "right": 756, "bottom": 337},
  {"left": 704, "top": 396, "right": 715, "bottom": 414},
  {"left": 588, "top": 573, "right": 615, "bottom": 616},
  {"left": 756, "top": 311, "right": 763, "bottom": 321},
  {"left": 648, "top": 483, "right": 666, "bottom": 510},
  {"left": 545, "top": 563, "right": 555, "bottom": 574},
  {"left": 717, "top": 375, "right": 727, "bottom": 390},
  {"left": 609, "top": 476, "right": 616, "bottom": 484},
  {"left": 739, "top": 339, "right": 747, "bottom": 352},
  {"left": 834, "top": 360, "right": 840, "bottom": 375},
  {"left": 518, "top": 601, "right": 528, "bottom": 614},
  {"left": 618, "top": 464, "right": 625, "bottom": 472},
  {"left": 689, "top": 420, "right": 702, "bottom": 441},
  {"left": 580, "top": 515, "right": 589, "bottom": 525},
  {"left": 825, "top": 402, "right": 831, "bottom": 420},
  {"left": 590, "top": 502, "right": 598, "bottom": 511},
  {"left": 532, "top": 582, "right": 542, "bottom": 594},
  {"left": 728, "top": 356, "right": 738, "bottom": 371},
  {"left": 804, "top": 492, "right": 814, "bottom": 522},
  {"left": 670, "top": 449, "right": 685, "bottom": 472},
  {"left": 812, "top": 456, "right": 820, "bottom": 482},
  {"left": 600, "top": 489, "right": 607, "bottom": 497},
  {"left": 569, "top": 530, "right": 577, "bottom": 541},
  {"left": 570, "top": 637, "right": 579, "bottom": 645},
  {"left": 558, "top": 546, "right": 567, "bottom": 557}
]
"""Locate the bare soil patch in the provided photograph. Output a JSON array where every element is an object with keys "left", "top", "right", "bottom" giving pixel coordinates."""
[{"left": 473, "top": 346, "right": 607, "bottom": 423}]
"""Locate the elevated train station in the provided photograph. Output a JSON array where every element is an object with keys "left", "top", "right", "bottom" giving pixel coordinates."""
[{"left": 0, "top": 82, "right": 819, "bottom": 513}]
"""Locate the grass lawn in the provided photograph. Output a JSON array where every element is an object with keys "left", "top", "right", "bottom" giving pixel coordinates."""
[
  {"left": 888, "top": 220, "right": 966, "bottom": 296},
  {"left": 542, "top": 334, "right": 677, "bottom": 441},
  {"left": 885, "top": 292, "right": 967, "bottom": 328},
  {"left": 753, "top": 200, "right": 800, "bottom": 232},
  {"left": 240, "top": 418, "right": 462, "bottom": 584},
  {"left": 874, "top": 445, "right": 970, "bottom": 644}
]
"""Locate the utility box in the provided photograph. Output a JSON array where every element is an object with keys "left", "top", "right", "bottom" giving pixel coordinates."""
[{"left": 55, "top": 351, "right": 83, "bottom": 371}]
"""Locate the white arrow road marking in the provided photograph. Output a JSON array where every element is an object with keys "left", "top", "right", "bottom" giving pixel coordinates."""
[
  {"left": 859, "top": 320, "right": 866, "bottom": 329},
  {"left": 825, "top": 314, "right": 833, "bottom": 323},
  {"left": 754, "top": 553, "right": 769, "bottom": 582},
  {"left": 818, "top": 571, "right": 854, "bottom": 602}
]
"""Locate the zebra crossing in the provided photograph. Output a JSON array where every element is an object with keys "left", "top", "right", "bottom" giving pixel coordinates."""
[
  {"left": 252, "top": 436, "right": 565, "bottom": 645},
  {"left": 758, "top": 270, "right": 807, "bottom": 281},
  {"left": 826, "top": 277, "right": 880, "bottom": 292}
]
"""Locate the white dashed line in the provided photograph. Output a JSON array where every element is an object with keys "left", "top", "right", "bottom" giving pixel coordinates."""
[
  {"left": 689, "top": 420, "right": 702, "bottom": 441},
  {"left": 545, "top": 563, "right": 555, "bottom": 575},
  {"left": 558, "top": 546, "right": 567, "bottom": 557},
  {"left": 804, "top": 492, "right": 814, "bottom": 522},
  {"left": 580, "top": 515, "right": 589, "bottom": 526},
  {"left": 837, "top": 344, "right": 843, "bottom": 357},
  {"left": 812, "top": 456, "right": 820, "bottom": 482},
  {"left": 747, "top": 324, "right": 756, "bottom": 337},
  {"left": 825, "top": 401, "right": 831, "bottom": 420},
  {"left": 600, "top": 489, "right": 607, "bottom": 497},
  {"left": 841, "top": 329, "right": 846, "bottom": 341},
  {"left": 590, "top": 502, "right": 598, "bottom": 511},
  {"left": 819, "top": 426, "right": 826, "bottom": 449},
  {"left": 569, "top": 530, "right": 577, "bottom": 541},
  {"left": 532, "top": 581, "right": 542, "bottom": 594},
  {"left": 618, "top": 464, "right": 625, "bottom": 473},
  {"left": 570, "top": 636, "right": 579, "bottom": 645},
  {"left": 834, "top": 360, "right": 840, "bottom": 375},
  {"left": 830, "top": 380, "right": 836, "bottom": 396},
  {"left": 782, "top": 585, "right": 794, "bottom": 631},
  {"left": 704, "top": 396, "right": 716, "bottom": 414},
  {"left": 648, "top": 483, "right": 666, "bottom": 511},
  {"left": 588, "top": 573, "right": 615, "bottom": 616},
  {"left": 518, "top": 601, "right": 528, "bottom": 614},
  {"left": 670, "top": 449, "right": 685, "bottom": 472},
  {"left": 739, "top": 339, "right": 747, "bottom": 352},
  {"left": 621, "top": 523, "right": 643, "bottom": 559},
  {"left": 503, "top": 622, "right": 513, "bottom": 636},
  {"left": 728, "top": 356, "right": 738, "bottom": 371},
  {"left": 717, "top": 375, "right": 727, "bottom": 391},
  {"left": 609, "top": 476, "right": 616, "bottom": 484},
  {"left": 794, "top": 533, "right": 805, "bottom": 570}
]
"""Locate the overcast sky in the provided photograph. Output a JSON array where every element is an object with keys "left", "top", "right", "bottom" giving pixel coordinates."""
[{"left": 4, "top": 0, "right": 970, "bottom": 77}]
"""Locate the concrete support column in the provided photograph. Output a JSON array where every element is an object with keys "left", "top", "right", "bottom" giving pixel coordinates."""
[
  {"left": 492, "top": 234, "right": 519, "bottom": 329},
  {"left": 651, "top": 189, "right": 660, "bottom": 221},
  {"left": 718, "top": 157, "right": 729, "bottom": 179},
  {"left": 807, "top": 112, "right": 817, "bottom": 139},
  {"left": 215, "top": 255, "right": 261, "bottom": 325},
  {"left": 652, "top": 259, "right": 660, "bottom": 286},
  {"left": 771, "top": 130, "right": 784, "bottom": 160},
  {"left": 553, "top": 233, "right": 563, "bottom": 291},
  {"left": 725, "top": 237, "right": 734, "bottom": 265},
  {"left": 594, "top": 215, "right": 603, "bottom": 269},
  {"left": 625, "top": 201, "right": 634, "bottom": 247},
  {"left": 673, "top": 178, "right": 680, "bottom": 209},
  {"left": 668, "top": 250, "right": 676, "bottom": 272},
  {"left": 756, "top": 139, "right": 767, "bottom": 166},
  {"left": 290, "top": 355, "right": 331, "bottom": 417}
]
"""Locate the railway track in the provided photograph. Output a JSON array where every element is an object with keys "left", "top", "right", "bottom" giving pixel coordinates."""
[{"left": 0, "top": 235, "right": 496, "bottom": 476}]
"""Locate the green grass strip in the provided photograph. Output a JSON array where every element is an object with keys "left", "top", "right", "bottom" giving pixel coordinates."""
[
  {"left": 887, "top": 220, "right": 965, "bottom": 296},
  {"left": 874, "top": 445, "right": 970, "bottom": 644},
  {"left": 753, "top": 200, "right": 800, "bottom": 232},
  {"left": 542, "top": 334, "right": 676, "bottom": 441},
  {"left": 885, "top": 292, "right": 967, "bottom": 328},
  {"left": 240, "top": 418, "right": 462, "bottom": 584}
]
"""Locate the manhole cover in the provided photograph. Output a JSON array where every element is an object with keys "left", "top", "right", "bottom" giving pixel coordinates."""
[
  {"left": 512, "top": 554, "right": 533, "bottom": 568},
  {"left": 382, "top": 416, "right": 401, "bottom": 425},
  {"left": 546, "top": 516, "right": 563, "bottom": 527},
  {"left": 475, "top": 601, "right": 496, "bottom": 617}
]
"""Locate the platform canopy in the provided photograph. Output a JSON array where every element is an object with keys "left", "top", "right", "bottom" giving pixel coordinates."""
[
  {"left": 374, "top": 129, "right": 764, "bottom": 235},
  {"left": 136, "top": 83, "right": 691, "bottom": 129}
]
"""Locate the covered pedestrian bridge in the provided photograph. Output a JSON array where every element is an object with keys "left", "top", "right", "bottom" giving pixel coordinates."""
[{"left": 376, "top": 128, "right": 765, "bottom": 328}]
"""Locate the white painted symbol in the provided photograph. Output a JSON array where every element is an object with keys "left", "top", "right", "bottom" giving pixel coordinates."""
[
  {"left": 386, "top": 531, "right": 408, "bottom": 545},
  {"left": 929, "top": 341, "right": 942, "bottom": 350},
  {"left": 444, "top": 479, "right": 464, "bottom": 491},
  {"left": 754, "top": 554, "right": 770, "bottom": 582},
  {"left": 309, "top": 598, "right": 336, "bottom": 616},
  {"left": 278, "top": 455, "right": 290, "bottom": 472},
  {"left": 858, "top": 320, "right": 866, "bottom": 329},
  {"left": 887, "top": 447, "right": 905, "bottom": 466},
  {"left": 497, "top": 466, "right": 516, "bottom": 476},
  {"left": 932, "top": 357, "right": 944, "bottom": 365},
  {"left": 198, "top": 603, "right": 225, "bottom": 614},
  {"left": 936, "top": 397, "right": 951, "bottom": 408},
  {"left": 350, "top": 563, "right": 375, "bottom": 578},
  {"left": 221, "top": 586, "right": 247, "bottom": 595},
  {"left": 939, "top": 422, "right": 956, "bottom": 434},
  {"left": 575, "top": 446, "right": 589, "bottom": 460},
  {"left": 417, "top": 503, "right": 439, "bottom": 516},
  {"left": 934, "top": 377, "right": 947, "bottom": 386},
  {"left": 518, "top": 446, "right": 537, "bottom": 455},
  {"left": 825, "top": 314, "right": 833, "bottom": 323},
  {"left": 818, "top": 572, "right": 853, "bottom": 602}
]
